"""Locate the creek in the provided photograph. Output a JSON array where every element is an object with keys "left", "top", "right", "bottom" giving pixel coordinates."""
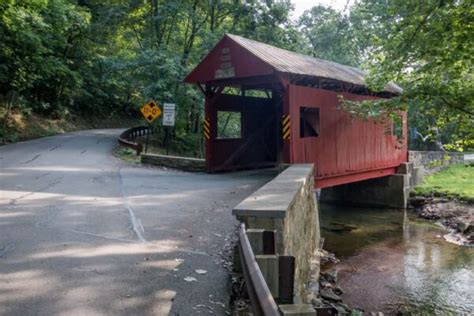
[{"left": 320, "top": 203, "right": 474, "bottom": 314}]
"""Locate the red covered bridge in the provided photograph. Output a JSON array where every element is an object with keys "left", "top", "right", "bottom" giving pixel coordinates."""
[{"left": 185, "top": 34, "right": 407, "bottom": 189}]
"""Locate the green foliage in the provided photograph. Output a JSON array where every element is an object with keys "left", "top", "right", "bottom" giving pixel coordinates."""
[
  {"left": 298, "top": 5, "right": 362, "bottom": 66},
  {"left": 217, "top": 111, "right": 241, "bottom": 139},
  {"left": 0, "top": 0, "right": 471, "bottom": 153},
  {"left": 0, "top": 0, "right": 91, "bottom": 115},
  {"left": 414, "top": 163, "right": 474, "bottom": 203},
  {"left": 1, "top": 0, "right": 298, "bottom": 149},
  {"left": 114, "top": 146, "right": 141, "bottom": 164},
  {"left": 443, "top": 140, "right": 474, "bottom": 152},
  {"left": 352, "top": 0, "right": 473, "bottom": 150}
]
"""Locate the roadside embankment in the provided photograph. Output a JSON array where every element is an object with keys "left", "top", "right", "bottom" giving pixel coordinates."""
[{"left": 1, "top": 111, "right": 140, "bottom": 144}]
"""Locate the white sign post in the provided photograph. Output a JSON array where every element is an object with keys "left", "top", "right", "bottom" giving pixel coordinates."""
[{"left": 162, "top": 103, "right": 176, "bottom": 126}]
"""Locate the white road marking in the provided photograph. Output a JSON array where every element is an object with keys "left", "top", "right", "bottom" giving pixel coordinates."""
[
  {"left": 118, "top": 167, "right": 146, "bottom": 242},
  {"left": 64, "top": 228, "right": 136, "bottom": 243}
]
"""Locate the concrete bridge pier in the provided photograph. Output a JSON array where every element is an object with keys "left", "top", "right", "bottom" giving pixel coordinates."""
[{"left": 320, "top": 163, "right": 424, "bottom": 209}]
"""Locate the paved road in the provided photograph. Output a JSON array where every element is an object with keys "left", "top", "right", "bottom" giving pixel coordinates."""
[{"left": 0, "top": 130, "right": 272, "bottom": 316}]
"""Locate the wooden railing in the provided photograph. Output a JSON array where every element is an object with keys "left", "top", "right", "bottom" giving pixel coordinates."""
[{"left": 118, "top": 126, "right": 153, "bottom": 155}]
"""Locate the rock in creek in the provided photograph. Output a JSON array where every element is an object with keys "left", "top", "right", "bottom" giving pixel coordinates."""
[
  {"left": 456, "top": 219, "right": 473, "bottom": 234},
  {"left": 320, "top": 249, "right": 340, "bottom": 266},
  {"left": 333, "top": 286, "right": 344, "bottom": 296},
  {"left": 311, "top": 298, "right": 323, "bottom": 307},
  {"left": 321, "top": 269, "right": 338, "bottom": 283},
  {"left": 320, "top": 288, "right": 342, "bottom": 302},
  {"left": 320, "top": 280, "right": 332, "bottom": 288},
  {"left": 420, "top": 205, "right": 442, "bottom": 220},
  {"left": 332, "top": 304, "right": 347, "bottom": 315},
  {"left": 351, "top": 309, "right": 364, "bottom": 316},
  {"left": 328, "top": 222, "right": 359, "bottom": 232},
  {"left": 332, "top": 302, "right": 352, "bottom": 315},
  {"left": 410, "top": 196, "right": 429, "bottom": 207}
]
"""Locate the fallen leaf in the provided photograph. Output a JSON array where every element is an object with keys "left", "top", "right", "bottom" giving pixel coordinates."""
[
  {"left": 184, "top": 276, "right": 197, "bottom": 282},
  {"left": 209, "top": 300, "right": 226, "bottom": 308}
]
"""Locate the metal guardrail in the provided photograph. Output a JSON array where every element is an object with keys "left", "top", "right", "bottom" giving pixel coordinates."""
[
  {"left": 238, "top": 223, "right": 280, "bottom": 316},
  {"left": 118, "top": 126, "right": 153, "bottom": 155},
  {"left": 238, "top": 224, "right": 322, "bottom": 316}
]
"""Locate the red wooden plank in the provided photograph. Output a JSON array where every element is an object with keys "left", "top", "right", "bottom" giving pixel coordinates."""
[
  {"left": 185, "top": 35, "right": 274, "bottom": 84},
  {"left": 315, "top": 167, "right": 397, "bottom": 188},
  {"left": 288, "top": 84, "right": 407, "bottom": 186}
]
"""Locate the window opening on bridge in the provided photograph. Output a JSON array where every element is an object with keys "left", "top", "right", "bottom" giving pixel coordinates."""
[
  {"left": 217, "top": 111, "right": 241, "bottom": 139},
  {"left": 222, "top": 87, "right": 240, "bottom": 95},
  {"left": 222, "top": 87, "right": 272, "bottom": 99},
  {"left": 243, "top": 89, "right": 272, "bottom": 98},
  {"left": 300, "top": 107, "right": 320, "bottom": 138}
]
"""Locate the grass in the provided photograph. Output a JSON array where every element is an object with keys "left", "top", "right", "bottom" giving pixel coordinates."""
[
  {"left": 135, "top": 134, "right": 203, "bottom": 159},
  {"left": 114, "top": 146, "right": 141, "bottom": 164},
  {"left": 413, "top": 163, "right": 474, "bottom": 203}
]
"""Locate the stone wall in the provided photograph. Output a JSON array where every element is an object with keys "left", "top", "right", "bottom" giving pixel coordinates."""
[
  {"left": 409, "top": 151, "right": 464, "bottom": 175},
  {"left": 141, "top": 153, "right": 205, "bottom": 172},
  {"left": 233, "top": 164, "right": 320, "bottom": 303},
  {"left": 320, "top": 173, "right": 411, "bottom": 209}
]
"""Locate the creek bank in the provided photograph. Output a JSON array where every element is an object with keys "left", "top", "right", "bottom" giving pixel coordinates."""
[
  {"left": 410, "top": 196, "right": 474, "bottom": 246},
  {"left": 307, "top": 250, "right": 364, "bottom": 315}
]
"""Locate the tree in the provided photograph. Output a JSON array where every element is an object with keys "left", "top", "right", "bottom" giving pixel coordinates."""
[
  {"left": 298, "top": 5, "right": 363, "bottom": 67},
  {"left": 0, "top": 0, "right": 91, "bottom": 116},
  {"left": 342, "top": 0, "right": 473, "bottom": 150}
]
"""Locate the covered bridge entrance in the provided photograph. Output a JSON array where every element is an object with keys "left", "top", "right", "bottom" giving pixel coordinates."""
[{"left": 185, "top": 34, "right": 407, "bottom": 189}]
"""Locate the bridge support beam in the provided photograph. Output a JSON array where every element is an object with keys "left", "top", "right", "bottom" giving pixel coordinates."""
[{"left": 320, "top": 163, "right": 417, "bottom": 209}]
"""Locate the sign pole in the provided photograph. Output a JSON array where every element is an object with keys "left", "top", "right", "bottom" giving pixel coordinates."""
[
  {"left": 166, "top": 127, "right": 170, "bottom": 155},
  {"left": 144, "top": 123, "right": 151, "bottom": 153},
  {"left": 139, "top": 100, "right": 161, "bottom": 155},
  {"left": 162, "top": 103, "right": 176, "bottom": 156}
]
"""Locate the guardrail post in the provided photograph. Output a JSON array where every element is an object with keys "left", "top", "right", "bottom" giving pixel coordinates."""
[
  {"left": 136, "top": 143, "right": 143, "bottom": 156},
  {"left": 255, "top": 255, "right": 279, "bottom": 298},
  {"left": 238, "top": 224, "right": 280, "bottom": 315},
  {"left": 279, "top": 256, "right": 295, "bottom": 304},
  {"left": 247, "top": 229, "right": 276, "bottom": 255}
]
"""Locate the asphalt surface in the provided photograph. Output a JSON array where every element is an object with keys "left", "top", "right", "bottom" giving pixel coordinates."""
[{"left": 0, "top": 129, "right": 273, "bottom": 316}]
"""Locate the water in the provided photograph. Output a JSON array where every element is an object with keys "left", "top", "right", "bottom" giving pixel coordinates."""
[{"left": 320, "top": 203, "right": 474, "bottom": 315}]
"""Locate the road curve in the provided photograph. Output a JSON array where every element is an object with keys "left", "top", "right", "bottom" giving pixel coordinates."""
[{"left": 0, "top": 129, "right": 271, "bottom": 315}]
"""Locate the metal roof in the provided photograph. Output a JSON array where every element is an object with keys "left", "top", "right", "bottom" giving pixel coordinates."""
[{"left": 226, "top": 34, "right": 403, "bottom": 95}]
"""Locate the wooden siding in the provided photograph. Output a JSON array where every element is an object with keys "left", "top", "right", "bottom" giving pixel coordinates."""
[
  {"left": 287, "top": 85, "right": 407, "bottom": 188},
  {"left": 185, "top": 36, "right": 274, "bottom": 84}
]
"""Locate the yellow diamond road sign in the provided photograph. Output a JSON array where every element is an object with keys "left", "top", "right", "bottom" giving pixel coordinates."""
[{"left": 140, "top": 100, "right": 161, "bottom": 123}]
